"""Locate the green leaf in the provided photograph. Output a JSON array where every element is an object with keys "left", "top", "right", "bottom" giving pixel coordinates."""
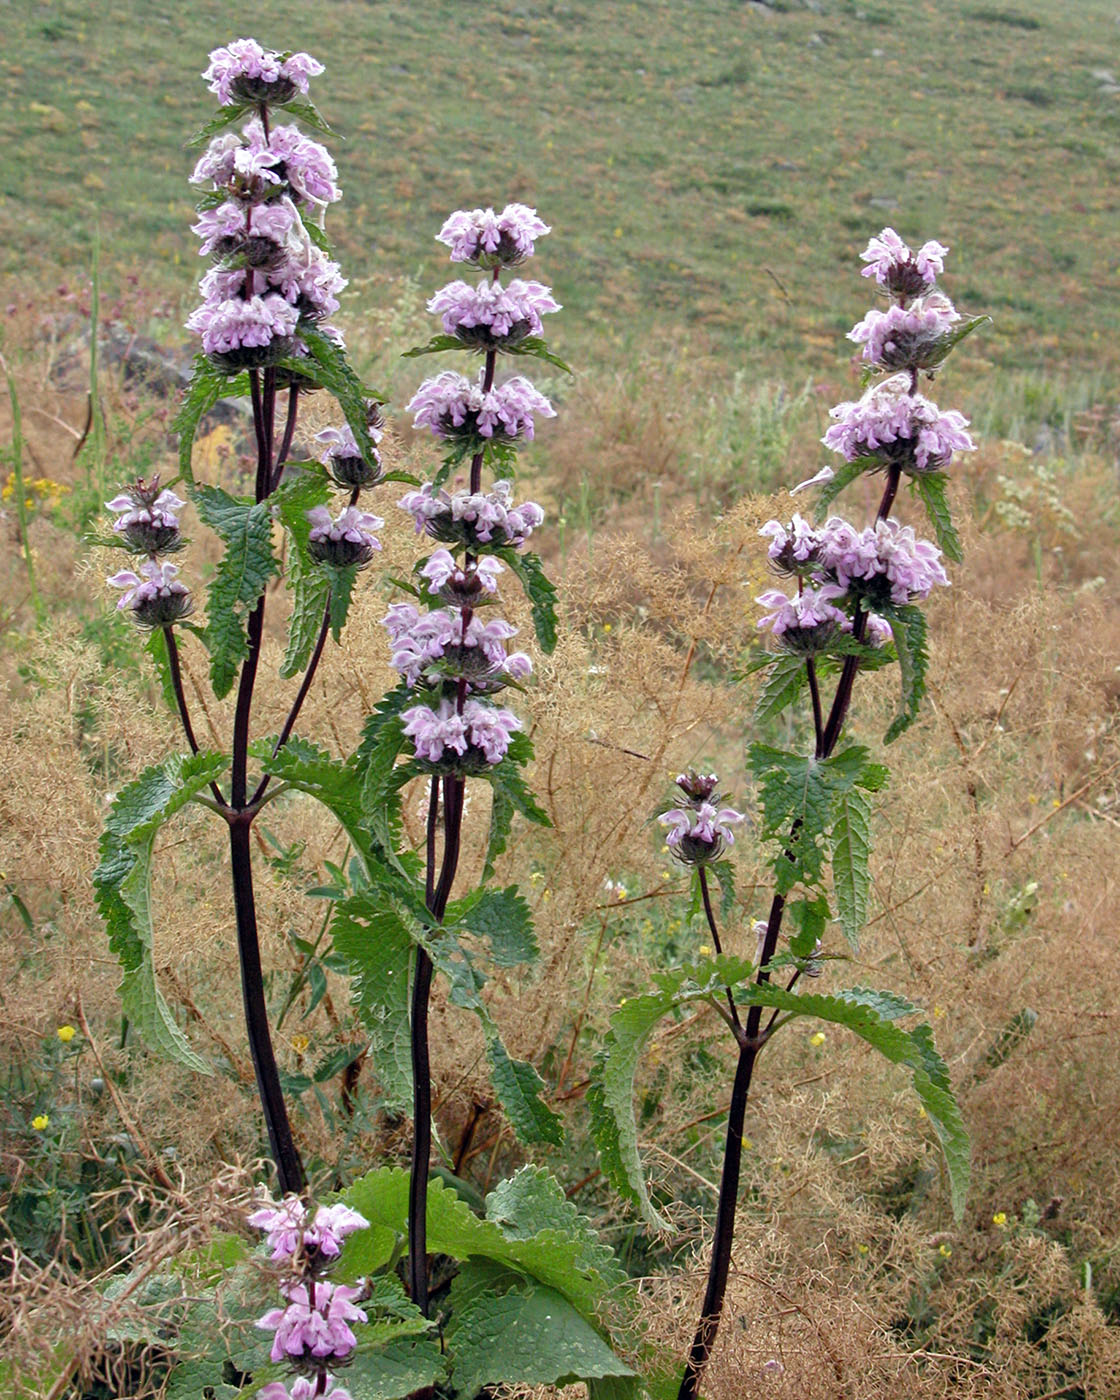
[
  {"left": 749, "top": 744, "right": 834, "bottom": 894},
  {"left": 500, "top": 548, "right": 559, "bottom": 654},
  {"left": 787, "top": 893, "right": 830, "bottom": 959},
  {"left": 488, "top": 1037, "right": 563, "bottom": 1145},
  {"left": 911, "top": 471, "right": 963, "bottom": 564},
  {"left": 255, "top": 736, "right": 371, "bottom": 857},
  {"left": 292, "top": 324, "right": 384, "bottom": 460},
  {"left": 276, "top": 95, "right": 335, "bottom": 135},
  {"left": 402, "top": 332, "right": 468, "bottom": 359},
  {"left": 483, "top": 1167, "right": 620, "bottom": 1281},
  {"left": 192, "top": 485, "right": 279, "bottom": 698},
  {"left": 502, "top": 335, "right": 574, "bottom": 375},
  {"left": 185, "top": 101, "right": 254, "bottom": 147},
  {"left": 144, "top": 628, "right": 179, "bottom": 715},
  {"left": 273, "top": 467, "right": 333, "bottom": 677},
  {"left": 172, "top": 358, "right": 248, "bottom": 485},
  {"left": 882, "top": 604, "right": 929, "bottom": 744},
  {"left": 754, "top": 652, "right": 809, "bottom": 725},
  {"left": 354, "top": 683, "right": 414, "bottom": 852},
  {"left": 736, "top": 983, "right": 970, "bottom": 1218},
  {"left": 831, "top": 786, "right": 873, "bottom": 950},
  {"left": 587, "top": 958, "right": 752, "bottom": 1231},
  {"left": 449, "top": 884, "right": 538, "bottom": 967},
  {"left": 341, "top": 1166, "right": 620, "bottom": 1320},
  {"left": 924, "top": 313, "right": 992, "bottom": 370},
  {"left": 477, "top": 733, "right": 552, "bottom": 882},
  {"left": 324, "top": 560, "right": 359, "bottom": 641},
  {"left": 343, "top": 1338, "right": 447, "bottom": 1400},
  {"left": 330, "top": 898, "right": 414, "bottom": 1109},
  {"left": 94, "top": 753, "right": 228, "bottom": 1074},
  {"left": 708, "top": 858, "right": 736, "bottom": 919},
  {"left": 816, "top": 454, "right": 879, "bottom": 511},
  {"left": 448, "top": 1278, "right": 634, "bottom": 1398}
]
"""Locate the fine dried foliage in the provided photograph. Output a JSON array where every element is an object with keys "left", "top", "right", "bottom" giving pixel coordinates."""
[{"left": 3, "top": 305, "right": 1120, "bottom": 1394}]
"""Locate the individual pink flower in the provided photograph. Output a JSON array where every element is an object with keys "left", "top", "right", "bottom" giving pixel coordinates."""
[
  {"left": 419, "top": 549, "right": 503, "bottom": 602},
  {"left": 436, "top": 203, "right": 551, "bottom": 268},
  {"left": 203, "top": 39, "right": 324, "bottom": 107},
  {"left": 859, "top": 227, "right": 949, "bottom": 298}
]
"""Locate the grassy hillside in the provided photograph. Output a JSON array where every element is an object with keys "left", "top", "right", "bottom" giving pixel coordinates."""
[{"left": 5, "top": 0, "right": 1120, "bottom": 380}]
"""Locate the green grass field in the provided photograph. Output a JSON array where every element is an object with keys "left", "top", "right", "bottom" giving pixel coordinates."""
[{"left": 5, "top": 0, "right": 1120, "bottom": 382}]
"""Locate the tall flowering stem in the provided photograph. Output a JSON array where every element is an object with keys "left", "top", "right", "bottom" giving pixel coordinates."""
[
  {"left": 672, "top": 229, "right": 981, "bottom": 1399},
  {"left": 394, "top": 204, "right": 562, "bottom": 1311},
  {"left": 95, "top": 41, "right": 389, "bottom": 1201}
]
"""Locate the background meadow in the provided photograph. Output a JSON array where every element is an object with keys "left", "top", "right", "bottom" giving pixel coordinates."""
[{"left": 3, "top": 1, "right": 1120, "bottom": 1396}]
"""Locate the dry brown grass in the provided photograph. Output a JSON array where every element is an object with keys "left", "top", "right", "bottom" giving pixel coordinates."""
[{"left": 3, "top": 316, "right": 1120, "bottom": 1396}]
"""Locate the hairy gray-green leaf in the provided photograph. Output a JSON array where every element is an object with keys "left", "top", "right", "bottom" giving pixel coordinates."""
[
  {"left": 911, "top": 471, "right": 963, "bottom": 564},
  {"left": 831, "top": 786, "right": 873, "bottom": 950},
  {"left": 883, "top": 603, "right": 929, "bottom": 744}
]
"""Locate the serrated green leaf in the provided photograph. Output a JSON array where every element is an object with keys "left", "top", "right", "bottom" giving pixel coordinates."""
[
  {"left": 484, "top": 1167, "right": 621, "bottom": 1281},
  {"left": 450, "top": 884, "right": 538, "bottom": 967},
  {"left": 708, "top": 858, "right": 736, "bottom": 919},
  {"left": 979, "top": 1006, "right": 1038, "bottom": 1078},
  {"left": 448, "top": 1279, "right": 634, "bottom": 1398},
  {"left": 343, "top": 1338, "right": 447, "bottom": 1400},
  {"left": 273, "top": 467, "right": 333, "bottom": 677},
  {"left": 324, "top": 560, "right": 359, "bottom": 640},
  {"left": 488, "top": 1037, "right": 563, "bottom": 1145},
  {"left": 330, "top": 897, "right": 413, "bottom": 1109},
  {"left": 832, "top": 786, "right": 872, "bottom": 950},
  {"left": 276, "top": 95, "right": 335, "bottom": 135},
  {"left": 735, "top": 983, "right": 969, "bottom": 1218},
  {"left": 95, "top": 753, "right": 228, "bottom": 1074},
  {"left": 477, "top": 734, "right": 551, "bottom": 882},
  {"left": 254, "top": 735, "right": 371, "bottom": 856},
  {"left": 924, "top": 313, "right": 992, "bottom": 370},
  {"left": 144, "top": 627, "right": 179, "bottom": 715},
  {"left": 911, "top": 471, "right": 963, "bottom": 564},
  {"left": 816, "top": 454, "right": 879, "bottom": 511},
  {"left": 185, "top": 100, "right": 253, "bottom": 147},
  {"left": 502, "top": 335, "right": 574, "bottom": 375},
  {"left": 882, "top": 604, "right": 929, "bottom": 744},
  {"left": 293, "top": 324, "right": 385, "bottom": 460},
  {"left": 172, "top": 358, "right": 248, "bottom": 485},
  {"left": 787, "top": 892, "right": 830, "bottom": 958},
  {"left": 500, "top": 548, "right": 559, "bottom": 654},
  {"left": 340, "top": 1167, "right": 619, "bottom": 1320},
  {"left": 192, "top": 484, "right": 279, "bottom": 698},
  {"left": 754, "top": 652, "right": 809, "bottom": 725},
  {"left": 402, "top": 332, "right": 468, "bottom": 358}
]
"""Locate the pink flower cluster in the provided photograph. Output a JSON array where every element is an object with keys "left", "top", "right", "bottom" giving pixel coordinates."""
[
  {"left": 437, "top": 203, "right": 551, "bottom": 268},
  {"left": 192, "top": 121, "right": 340, "bottom": 207},
  {"left": 822, "top": 373, "right": 975, "bottom": 473},
  {"left": 186, "top": 293, "right": 300, "bottom": 359},
  {"left": 248, "top": 1196, "right": 369, "bottom": 1264},
  {"left": 257, "top": 1280, "right": 366, "bottom": 1364},
  {"left": 107, "top": 480, "right": 184, "bottom": 554},
  {"left": 306, "top": 506, "right": 383, "bottom": 568},
  {"left": 860, "top": 227, "right": 949, "bottom": 299},
  {"left": 408, "top": 371, "right": 555, "bottom": 442},
  {"left": 382, "top": 603, "right": 530, "bottom": 691},
  {"left": 402, "top": 698, "right": 521, "bottom": 767},
  {"left": 203, "top": 39, "right": 324, "bottom": 106},
  {"left": 428, "top": 278, "right": 560, "bottom": 347},
  {"left": 755, "top": 584, "right": 848, "bottom": 644},
  {"left": 758, "top": 513, "right": 822, "bottom": 575},
  {"left": 847, "top": 294, "right": 960, "bottom": 370},
  {"left": 399, "top": 480, "right": 544, "bottom": 550},
  {"left": 817, "top": 516, "right": 950, "bottom": 605},
  {"left": 257, "top": 1377, "right": 351, "bottom": 1400},
  {"left": 659, "top": 802, "right": 746, "bottom": 851},
  {"left": 108, "top": 560, "right": 193, "bottom": 628}
]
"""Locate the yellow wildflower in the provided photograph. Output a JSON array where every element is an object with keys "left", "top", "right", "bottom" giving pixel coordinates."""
[
  {"left": 56, "top": 1025, "right": 76, "bottom": 1043},
  {"left": 32, "top": 1114, "right": 49, "bottom": 1131}
]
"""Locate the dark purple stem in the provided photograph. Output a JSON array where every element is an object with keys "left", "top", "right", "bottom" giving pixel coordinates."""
[
  {"left": 806, "top": 657, "right": 824, "bottom": 760},
  {"left": 271, "top": 384, "right": 300, "bottom": 492},
  {"left": 697, "top": 865, "right": 740, "bottom": 1030},
  {"left": 162, "top": 626, "right": 226, "bottom": 805},
  {"left": 409, "top": 773, "right": 465, "bottom": 1314}
]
